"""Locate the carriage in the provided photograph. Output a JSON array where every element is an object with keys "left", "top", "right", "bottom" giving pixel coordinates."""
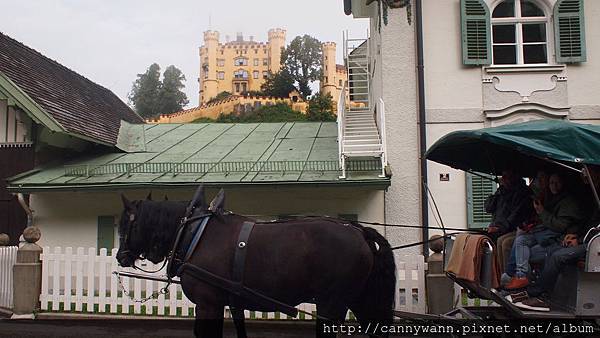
[{"left": 425, "top": 119, "right": 600, "bottom": 320}]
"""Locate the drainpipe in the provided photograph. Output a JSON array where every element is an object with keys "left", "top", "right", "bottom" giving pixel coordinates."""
[
  {"left": 17, "top": 193, "right": 34, "bottom": 227},
  {"left": 415, "top": 0, "right": 429, "bottom": 257}
]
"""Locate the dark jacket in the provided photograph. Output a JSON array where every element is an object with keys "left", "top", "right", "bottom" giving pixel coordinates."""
[
  {"left": 485, "top": 180, "right": 533, "bottom": 235},
  {"left": 539, "top": 192, "right": 584, "bottom": 235}
]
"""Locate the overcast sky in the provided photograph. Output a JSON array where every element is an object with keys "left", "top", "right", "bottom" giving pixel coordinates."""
[{"left": 1, "top": 0, "right": 368, "bottom": 108}]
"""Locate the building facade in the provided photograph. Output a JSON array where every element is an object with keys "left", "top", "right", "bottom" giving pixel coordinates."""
[
  {"left": 199, "top": 29, "right": 286, "bottom": 104},
  {"left": 342, "top": 0, "right": 600, "bottom": 252}
]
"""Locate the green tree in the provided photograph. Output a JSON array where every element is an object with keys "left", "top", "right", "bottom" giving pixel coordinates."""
[
  {"left": 260, "top": 70, "right": 296, "bottom": 98},
  {"left": 128, "top": 63, "right": 161, "bottom": 118},
  {"left": 307, "top": 92, "right": 336, "bottom": 121},
  {"left": 207, "top": 91, "right": 232, "bottom": 105},
  {"left": 157, "top": 65, "right": 188, "bottom": 114},
  {"left": 281, "top": 35, "right": 322, "bottom": 99},
  {"left": 191, "top": 103, "right": 307, "bottom": 123}
]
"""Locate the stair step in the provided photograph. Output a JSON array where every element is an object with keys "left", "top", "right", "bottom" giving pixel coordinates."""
[{"left": 343, "top": 139, "right": 380, "bottom": 145}]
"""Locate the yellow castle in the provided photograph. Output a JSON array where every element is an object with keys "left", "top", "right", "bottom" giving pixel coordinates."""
[{"left": 199, "top": 29, "right": 286, "bottom": 104}]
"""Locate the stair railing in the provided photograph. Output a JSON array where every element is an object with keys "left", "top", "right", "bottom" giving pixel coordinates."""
[
  {"left": 376, "top": 98, "right": 388, "bottom": 177},
  {"left": 337, "top": 82, "right": 347, "bottom": 177}
]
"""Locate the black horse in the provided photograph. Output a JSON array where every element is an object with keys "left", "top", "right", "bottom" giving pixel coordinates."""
[{"left": 116, "top": 187, "right": 396, "bottom": 338}]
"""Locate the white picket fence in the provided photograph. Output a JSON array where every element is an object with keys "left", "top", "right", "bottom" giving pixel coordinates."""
[
  {"left": 0, "top": 246, "right": 18, "bottom": 309},
  {"left": 39, "top": 247, "right": 428, "bottom": 318}
]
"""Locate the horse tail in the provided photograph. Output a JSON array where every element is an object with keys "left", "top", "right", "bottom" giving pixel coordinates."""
[{"left": 356, "top": 225, "right": 396, "bottom": 325}]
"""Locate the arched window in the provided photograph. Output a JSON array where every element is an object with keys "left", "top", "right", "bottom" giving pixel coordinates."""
[
  {"left": 233, "top": 69, "right": 248, "bottom": 79},
  {"left": 234, "top": 57, "right": 248, "bottom": 66},
  {"left": 491, "top": 0, "right": 548, "bottom": 65}
]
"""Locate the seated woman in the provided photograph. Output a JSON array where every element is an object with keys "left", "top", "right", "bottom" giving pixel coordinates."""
[
  {"left": 511, "top": 166, "right": 600, "bottom": 311},
  {"left": 505, "top": 173, "right": 584, "bottom": 290}
]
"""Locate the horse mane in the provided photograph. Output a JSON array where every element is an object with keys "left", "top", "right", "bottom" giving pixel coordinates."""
[{"left": 135, "top": 200, "right": 188, "bottom": 260}]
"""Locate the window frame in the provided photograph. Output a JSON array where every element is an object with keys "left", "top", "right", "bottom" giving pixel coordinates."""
[{"left": 490, "top": 0, "right": 552, "bottom": 66}]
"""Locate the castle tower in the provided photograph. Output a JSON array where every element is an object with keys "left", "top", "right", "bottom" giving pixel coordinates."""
[
  {"left": 321, "top": 42, "right": 337, "bottom": 98},
  {"left": 268, "top": 28, "right": 286, "bottom": 73},
  {"left": 200, "top": 30, "right": 220, "bottom": 104}
]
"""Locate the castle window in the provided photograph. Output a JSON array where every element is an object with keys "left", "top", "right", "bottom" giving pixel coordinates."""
[
  {"left": 253, "top": 70, "right": 259, "bottom": 79},
  {"left": 234, "top": 69, "right": 249, "bottom": 79},
  {"left": 263, "top": 58, "right": 269, "bottom": 66},
  {"left": 217, "top": 59, "right": 225, "bottom": 67},
  {"left": 339, "top": 79, "right": 343, "bottom": 86},
  {"left": 218, "top": 72, "right": 225, "bottom": 80},
  {"left": 262, "top": 71, "right": 268, "bottom": 79},
  {"left": 254, "top": 58, "right": 259, "bottom": 66},
  {"left": 235, "top": 83, "right": 240, "bottom": 93},
  {"left": 234, "top": 57, "right": 248, "bottom": 66}
]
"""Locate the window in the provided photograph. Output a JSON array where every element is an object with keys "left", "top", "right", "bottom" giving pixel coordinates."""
[
  {"left": 254, "top": 58, "right": 259, "bottom": 66},
  {"left": 97, "top": 216, "right": 115, "bottom": 253},
  {"left": 263, "top": 58, "right": 269, "bottom": 66},
  {"left": 217, "top": 59, "right": 225, "bottom": 67},
  {"left": 234, "top": 70, "right": 248, "bottom": 79},
  {"left": 241, "top": 83, "right": 247, "bottom": 93},
  {"left": 253, "top": 70, "right": 259, "bottom": 79},
  {"left": 339, "top": 79, "right": 343, "bottom": 86},
  {"left": 234, "top": 57, "right": 248, "bottom": 66},
  {"left": 235, "top": 83, "right": 240, "bottom": 93},
  {"left": 461, "top": 0, "right": 586, "bottom": 65},
  {"left": 491, "top": 0, "right": 548, "bottom": 65},
  {"left": 218, "top": 72, "right": 225, "bottom": 80},
  {"left": 262, "top": 71, "right": 269, "bottom": 79}
]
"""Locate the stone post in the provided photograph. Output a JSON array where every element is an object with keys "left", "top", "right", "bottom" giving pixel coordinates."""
[
  {"left": 0, "top": 233, "right": 9, "bottom": 246},
  {"left": 425, "top": 235, "right": 455, "bottom": 314},
  {"left": 12, "top": 226, "right": 42, "bottom": 319}
]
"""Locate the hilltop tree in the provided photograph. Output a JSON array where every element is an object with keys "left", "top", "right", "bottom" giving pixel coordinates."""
[
  {"left": 281, "top": 35, "right": 322, "bottom": 98},
  {"left": 260, "top": 70, "right": 296, "bottom": 98},
  {"left": 307, "top": 92, "right": 336, "bottom": 121},
  {"left": 128, "top": 64, "right": 188, "bottom": 118},
  {"left": 128, "top": 63, "right": 161, "bottom": 118},
  {"left": 157, "top": 65, "right": 188, "bottom": 114}
]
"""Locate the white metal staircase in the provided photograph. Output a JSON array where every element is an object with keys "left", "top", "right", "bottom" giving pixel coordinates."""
[{"left": 338, "top": 32, "right": 387, "bottom": 179}]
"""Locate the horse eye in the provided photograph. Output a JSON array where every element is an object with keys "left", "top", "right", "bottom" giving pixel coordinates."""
[{"left": 129, "top": 214, "right": 135, "bottom": 222}]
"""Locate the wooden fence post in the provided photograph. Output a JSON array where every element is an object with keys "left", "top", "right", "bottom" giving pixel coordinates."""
[
  {"left": 425, "top": 235, "right": 454, "bottom": 314},
  {"left": 12, "top": 226, "right": 42, "bottom": 319}
]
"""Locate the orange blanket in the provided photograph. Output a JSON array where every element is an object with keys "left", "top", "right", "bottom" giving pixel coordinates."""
[{"left": 446, "top": 234, "right": 500, "bottom": 288}]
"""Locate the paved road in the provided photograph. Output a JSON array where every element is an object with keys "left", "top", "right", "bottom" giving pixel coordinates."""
[{"left": 0, "top": 318, "right": 316, "bottom": 338}]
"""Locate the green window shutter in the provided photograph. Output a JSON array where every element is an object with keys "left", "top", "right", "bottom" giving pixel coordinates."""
[
  {"left": 97, "top": 216, "right": 115, "bottom": 254},
  {"left": 460, "top": 0, "right": 491, "bottom": 65},
  {"left": 466, "top": 173, "right": 496, "bottom": 228},
  {"left": 554, "top": 0, "right": 586, "bottom": 63}
]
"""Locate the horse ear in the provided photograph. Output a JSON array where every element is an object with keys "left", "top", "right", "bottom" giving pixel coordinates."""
[
  {"left": 146, "top": 192, "right": 152, "bottom": 201},
  {"left": 164, "top": 195, "right": 168, "bottom": 201},
  {"left": 189, "top": 185, "right": 207, "bottom": 212},
  {"left": 209, "top": 189, "right": 225, "bottom": 212},
  {"left": 121, "top": 194, "right": 134, "bottom": 211}
]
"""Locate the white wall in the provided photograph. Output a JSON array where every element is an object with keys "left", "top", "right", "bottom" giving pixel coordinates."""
[{"left": 30, "top": 186, "right": 385, "bottom": 249}]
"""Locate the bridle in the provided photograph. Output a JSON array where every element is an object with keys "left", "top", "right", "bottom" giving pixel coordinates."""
[{"left": 120, "top": 209, "right": 169, "bottom": 274}]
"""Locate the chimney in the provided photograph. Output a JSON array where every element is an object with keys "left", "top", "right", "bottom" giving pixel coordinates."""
[{"left": 236, "top": 32, "right": 243, "bottom": 42}]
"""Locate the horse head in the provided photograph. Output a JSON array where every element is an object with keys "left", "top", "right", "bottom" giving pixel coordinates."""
[{"left": 116, "top": 194, "right": 141, "bottom": 267}]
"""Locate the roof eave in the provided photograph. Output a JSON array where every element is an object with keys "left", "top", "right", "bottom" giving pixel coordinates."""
[{"left": 6, "top": 179, "right": 391, "bottom": 193}]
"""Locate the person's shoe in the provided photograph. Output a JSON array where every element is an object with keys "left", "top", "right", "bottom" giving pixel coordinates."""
[
  {"left": 505, "top": 276, "right": 529, "bottom": 290},
  {"left": 514, "top": 297, "right": 550, "bottom": 312},
  {"left": 500, "top": 273, "right": 512, "bottom": 286},
  {"left": 506, "top": 291, "right": 528, "bottom": 304}
]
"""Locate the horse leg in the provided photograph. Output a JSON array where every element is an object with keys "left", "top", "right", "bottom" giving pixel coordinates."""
[
  {"left": 230, "top": 307, "right": 247, "bottom": 338},
  {"left": 194, "top": 304, "right": 224, "bottom": 338},
  {"left": 316, "top": 302, "right": 348, "bottom": 338}
]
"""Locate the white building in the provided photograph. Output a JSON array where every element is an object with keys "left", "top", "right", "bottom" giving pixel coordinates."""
[{"left": 339, "top": 0, "right": 600, "bottom": 253}]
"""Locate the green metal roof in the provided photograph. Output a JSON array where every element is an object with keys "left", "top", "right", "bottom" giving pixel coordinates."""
[{"left": 8, "top": 122, "right": 389, "bottom": 192}]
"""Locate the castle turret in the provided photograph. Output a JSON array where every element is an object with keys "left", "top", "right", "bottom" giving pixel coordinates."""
[
  {"left": 200, "top": 30, "right": 220, "bottom": 104},
  {"left": 268, "top": 28, "right": 286, "bottom": 73},
  {"left": 321, "top": 42, "right": 337, "bottom": 98}
]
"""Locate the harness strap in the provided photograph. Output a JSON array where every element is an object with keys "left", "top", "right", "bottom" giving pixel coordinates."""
[
  {"left": 233, "top": 221, "right": 255, "bottom": 284},
  {"left": 183, "top": 216, "right": 211, "bottom": 262},
  {"left": 230, "top": 221, "right": 255, "bottom": 308}
]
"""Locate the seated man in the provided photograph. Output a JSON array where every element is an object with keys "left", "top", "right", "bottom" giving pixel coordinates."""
[
  {"left": 485, "top": 170, "right": 532, "bottom": 270},
  {"left": 505, "top": 173, "right": 584, "bottom": 289}
]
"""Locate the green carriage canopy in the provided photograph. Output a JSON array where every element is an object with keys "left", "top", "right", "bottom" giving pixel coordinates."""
[{"left": 425, "top": 120, "right": 600, "bottom": 176}]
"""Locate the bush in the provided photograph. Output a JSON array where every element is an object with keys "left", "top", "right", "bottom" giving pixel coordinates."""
[
  {"left": 192, "top": 103, "right": 307, "bottom": 123},
  {"left": 307, "top": 93, "right": 336, "bottom": 121}
]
